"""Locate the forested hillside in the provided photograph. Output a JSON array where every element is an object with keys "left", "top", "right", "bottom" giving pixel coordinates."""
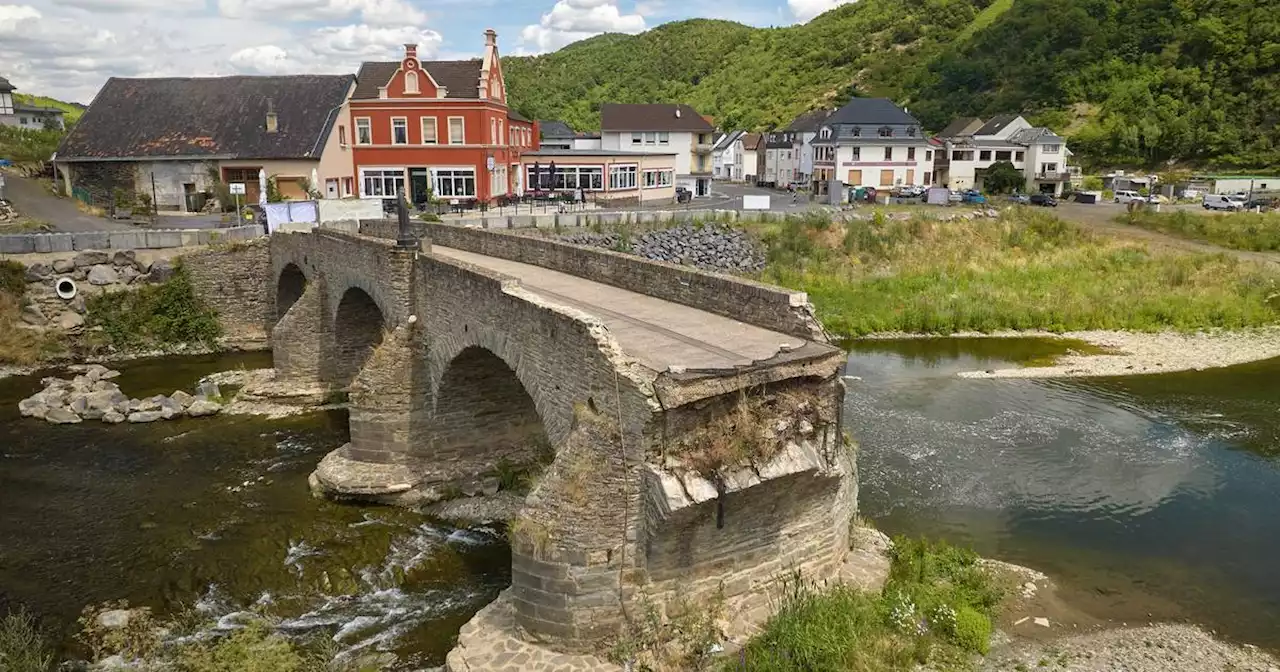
[
  {"left": 14, "top": 93, "right": 85, "bottom": 124},
  {"left": 502, "top": 0, "right": 1280, "bottom": 169}
]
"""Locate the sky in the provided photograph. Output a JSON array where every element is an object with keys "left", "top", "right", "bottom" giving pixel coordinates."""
[{"left": 0, "top": 0, "right": 856, "bottom": 104}]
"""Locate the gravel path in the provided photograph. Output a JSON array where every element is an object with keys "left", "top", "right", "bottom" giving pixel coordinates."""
[
  {"left": 981, "top": 624, "right": 1280, "bottom": 672},
  {"left": 1053, "top": 202, "right": 1280, "bottom": 267}
]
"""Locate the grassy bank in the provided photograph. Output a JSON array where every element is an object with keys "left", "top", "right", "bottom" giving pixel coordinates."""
[
  {"left": 754, "top": 212, "right": 1280, "bottom": 337},
  {"left": 1119, "top": 209, "right": 1280, "bottom": 252},
  {"left": 730, "top": 537, "right": 1002, "bottom": 671}
]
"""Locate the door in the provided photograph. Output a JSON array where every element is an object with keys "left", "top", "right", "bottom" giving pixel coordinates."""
[
  {"left": 512, "top": 164, "right": 522, "bottom": 193},
  {"left": 325, "top": 179, "right": 338, "bottom": 199},
  {"left": 906, "top": 169, "right": 915, "bottom": 185},
  {"left": 847, "top": 169, "right": 862, "bottom": 186},
  {"left": 879, "top": 169, "right": 894, "bottom": 187},
  {"left": 409, "top": 168, "right": 430, "bottom": 207}
]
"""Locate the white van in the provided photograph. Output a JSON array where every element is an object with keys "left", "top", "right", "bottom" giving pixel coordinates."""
[
  {"left": 1203, "top": 194, "right": 1243, "bottom": 211},
  {"left": 1113, "top": 190, "right": 1142, "bottom": 204}
]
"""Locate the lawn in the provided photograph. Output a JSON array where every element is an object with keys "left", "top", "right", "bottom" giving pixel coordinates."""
[
  {"left": 751, "top": 211, "right": 1280, "bottom": 338},
  {"left": 1119, "top": 209, "right": 1280, "bottom": 252}
]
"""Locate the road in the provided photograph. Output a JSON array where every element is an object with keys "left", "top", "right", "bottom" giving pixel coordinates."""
[
  {"left": 1, "top": 173, "right": 133, "bottom": 232},
  {"left": 1055, "top": 202, "right": 1280, "bottom": 266}
]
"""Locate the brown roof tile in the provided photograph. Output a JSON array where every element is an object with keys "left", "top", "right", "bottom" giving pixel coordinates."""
[
  {"left": 600, "top": 103, "right": 715, "bottom": 132},
  {"left": 352, "top": 59, "right": 483, "bottom": 100}
]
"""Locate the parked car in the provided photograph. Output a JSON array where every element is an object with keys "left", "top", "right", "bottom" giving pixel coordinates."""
[
  {"left": 1030, "top": 194, "right": 1058, "bottom": 207},
  {"left": 1114, "top": 190, "right": 1143, "bottom": 204},
  {"left": 947, "top": 190, "right": 964, "bottom": 203},
  {"left": 1202, "top": 194, "right": 1243, "bottom": 211},
  {"left": 1008, "top": 194, "right": 1031, "bottom": 205},
  {"left": 961, "top": 189, "right": 987, "bottom": 204}
]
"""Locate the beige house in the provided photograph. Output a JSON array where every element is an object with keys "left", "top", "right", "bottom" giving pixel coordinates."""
[{"left": 521, "top": 149, "right": 678, "bottom": 205}]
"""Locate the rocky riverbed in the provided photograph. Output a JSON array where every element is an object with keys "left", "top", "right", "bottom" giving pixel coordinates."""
[{"left": 17, "top": 363, "right": 222, "bottom": 424}]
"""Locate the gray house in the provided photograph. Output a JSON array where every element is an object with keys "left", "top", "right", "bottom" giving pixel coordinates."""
[{"left": 0, "top": 76, "right": 67, "bottom": 130}]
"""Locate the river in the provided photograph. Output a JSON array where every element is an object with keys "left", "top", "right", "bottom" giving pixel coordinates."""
[{"left": 2, "top": 343, "right": 1278, "bottom": 665}]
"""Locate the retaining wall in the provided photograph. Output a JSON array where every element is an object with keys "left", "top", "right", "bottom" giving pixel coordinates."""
[{"left": 0, "top": 225, "right": 262, "bottom": 254}]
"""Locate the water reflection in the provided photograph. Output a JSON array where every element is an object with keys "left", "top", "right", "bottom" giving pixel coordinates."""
[{"left": 847, "top": 340, "right": 1280, "bottom": 648}]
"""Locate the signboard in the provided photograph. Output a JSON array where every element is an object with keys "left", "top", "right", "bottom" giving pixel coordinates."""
[
  {"left": 743, "top": 194, "right": 770, "bottom": 210},
  {"left": 229, "top": 183, "right": 247, "bottom": 195},
  {"left": 486, "top": 156, "right": 495, "bottom": 170}
]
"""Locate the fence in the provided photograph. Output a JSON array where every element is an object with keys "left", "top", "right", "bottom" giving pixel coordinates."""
[{"left": 0, "top": 225, "right": 262, "bottom": 255}]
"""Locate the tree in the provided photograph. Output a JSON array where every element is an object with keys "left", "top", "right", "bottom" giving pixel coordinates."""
[{"left": 984, "top": 161, "right": 1024, "bottom": 194}]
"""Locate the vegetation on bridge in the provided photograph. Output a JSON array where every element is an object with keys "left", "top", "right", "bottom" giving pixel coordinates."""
[{"left": 754, "top": 211, "right": 1280, "bottom": 337}]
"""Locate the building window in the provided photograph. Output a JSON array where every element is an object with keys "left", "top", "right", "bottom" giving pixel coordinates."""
[
  {"left": 642, "top": 169, "right": 673, "bottom": 188},
  {"left": 1044, "top": 144, "right": 1060, "bottom": 154},
  {"left": 355, "top": 118, "right": 372, "bottom": 145},
  {"left": 341, "top": 177, "right": 353, "bottom": 196},
  {"left": 1015, "top": 151, "right": 1025, "bottom": 161},
  {"left": 631, "top": 132, "right": 643, "bottom": 146},
  {"left": 498, "top": 120, "right": 504, "bottom": 146},
  {"left": 391, "top": 118, "right": 408, "bottom": 145},
  {"left": 979, "top": 150, "right": 991, "bottom": 161},
  {"left": 224, "top": 167, "right": 260, "bottom": 183},
  {"left": 449, "top": 117, "right": 465, "bottom": 144},
  {"left": 924, "top": 171, "right": 932, "bottom": 185},
  {"left": 952, "top": 150, "right": 974, "bottom": 161},
  {"left": 908, "top": 147, "right": 916, "bottom": 161},
  {"left": 609, "top": 165, "right": 637, "bottom": 190},
  {"left": 432, "top": 168, "right": 476, "bottom": 198},
  {"left": 1042, "top": 163, "right": 1058, "bottom": 173},
  {"left": 884, "top": 147, "right": 893, "bottom": 161},
  {"left": 361, "top": 168, "right": 405, "bottom": 197},
  {"left": 642, "top": 132, "right": 655, "bottom": 145},
  {"left": 421, "top": 117, "right": 437, "bottom": 144},
  {"left": 925, "top": 150, "right": 932, "bottom": 161},
  {"left": 404, "top": 71, "right": 419, "bottom": 94},
  {"left": 907, "top": 127, "right": 917, "bottom": 137},
  {"left": 996, "top": 150, "right": 1012, "bottom": 161},
  {"left": 527, "top": 165, "right": 603, "bottom": 191},
  {"left": 820, "top": 127, "right": 831, "bottom": 139},
  {"left": 850, "top": 147, "right": 861, "bottom": 161},
  {"left": 878, "top": 126, "right": 893, "bottom": 138},
  {"left": 851, "top": 127, "right": 861, "bottom": 137},
  {"left": 338, "top": 125, "right": 346, "bottom": 145}
]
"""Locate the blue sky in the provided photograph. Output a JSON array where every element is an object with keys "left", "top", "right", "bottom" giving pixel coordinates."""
[{"left": 0, "top": 0, "right": 853, "bottom": 103}]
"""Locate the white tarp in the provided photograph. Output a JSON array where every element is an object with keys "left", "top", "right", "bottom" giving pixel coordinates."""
[
  {"left": 265, "top": 200, "right": 318, "bottom": 233},
  {"left": 926, "top": 187, "right": 951, "bottom": 206},
  {"left": 743, "top": 194, "right": 771, "bottom": 210}
]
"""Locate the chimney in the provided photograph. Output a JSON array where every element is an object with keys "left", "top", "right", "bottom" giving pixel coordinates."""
[
  {"left": 265, "top": 98, "right": 278, "bottom": 133},
  {"left": 675, "top": 107, "right": 681, "bottom": 118},
  {"left": 404, "top": 43, "right": 417, "bottom": 59},
  {"left": 484, "top": 29, "right": 497, "bottom": 47}
]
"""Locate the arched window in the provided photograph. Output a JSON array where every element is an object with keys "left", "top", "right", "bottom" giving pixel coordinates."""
[
  {"left": 819, "top": 126, "right": 832, "bottom": 139},
  {"left": 404, "top": 71, "right": 419, "bottom": 94}
]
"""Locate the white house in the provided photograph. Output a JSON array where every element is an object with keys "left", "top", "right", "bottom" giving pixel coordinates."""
[
  {"left": 0, "top": 75, "right": 66, "bottom": 130},
  {"left": 783, "top": 108, "right": 833, "bottom": 191},
  {"left": 538, "top": 120, "right": 602, "bottom": 151},
  {"left": 741, "top": 132, "right": 763, "bottom": 185},
  {"left": 762, "top": 131, "right": 797, "bottom": 188},
  {"left": 712, "top": 130, "right": 746, "bottom": 181},
  {"left": 810, "top": 98, "right": 935, "bottom": 196},
  {"left": 932, "top": 115, "right": 1075, "bottom": 195},
  {"left": 600, "top": 103, "right": 715, "bottom": 197}
]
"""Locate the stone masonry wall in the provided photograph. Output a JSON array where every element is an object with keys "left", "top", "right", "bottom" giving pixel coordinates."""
[
  {"left": 184, "top": 240, "right": 273, "bottom": 347},
  {"left": 420, "top": 222, "right": 826, "bottom": 341}
]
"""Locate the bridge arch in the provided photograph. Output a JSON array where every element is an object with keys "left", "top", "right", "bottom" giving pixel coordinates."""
[
  {"left": 429, "top": 345, "right": 551, "bottom": 466},
  {"left": 276, "top": 263, "right": 307, "bottom": 322},
  {"left": 331, "top": 286, "right": 386, "bottom": 388}
]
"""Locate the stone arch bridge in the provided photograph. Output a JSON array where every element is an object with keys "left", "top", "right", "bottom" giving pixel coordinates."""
[{"left": 265, "top": 222, "right": 854, "bottom": 664}]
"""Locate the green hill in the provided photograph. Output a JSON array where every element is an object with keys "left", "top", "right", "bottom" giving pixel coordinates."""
[
  {"left": 502, "top": 0, "right": 1280, "bottom": 170},
  {"left": 13, "top": 93, "right": 86, "bottom": 124}
]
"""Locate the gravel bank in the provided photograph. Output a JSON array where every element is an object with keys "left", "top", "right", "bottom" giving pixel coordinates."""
[
  {"left": 956, "top": 328, "right": 1280, "bottom": 378},
  {"left": 981, "top": 623, "right": 1280, "bottom": 671}
]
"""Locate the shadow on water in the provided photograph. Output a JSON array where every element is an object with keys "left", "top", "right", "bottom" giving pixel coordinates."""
[
  {"left": 845, "top": 338, "right": 1280, "bottom": 650},
  {"left": 0, "top": 353, "right": 510, "bottom": 669}
]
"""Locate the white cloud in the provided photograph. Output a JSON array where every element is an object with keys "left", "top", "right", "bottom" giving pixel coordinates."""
[
  {"left": 217, "top": 0, "right": 426, "bottom": 27},
  {"left": 229, "top": 24, "right": 442, "bottom": 74},
  {"left": 51, "top": 0, "right": 206, "bottom": 10},
  {"left": 518, "top": 0, "right": 645, "bottom": 53},
  {"left": 788, "top": 0, "right": 855, "bottom": 23}
]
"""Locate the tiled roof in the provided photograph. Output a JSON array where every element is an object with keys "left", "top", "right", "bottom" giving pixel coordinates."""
[
  {"left": 935, "top": 117, "right": 985, "bottom": 138},
  {"left": 539, "top": 120, "right": 576, "bottom": 139},
  {"left": 56, "top": 75, "right": 354, "bottom": 160},
  {"left": 974, "top": 114, "right": 1021, "bottom": 136},
  {"left": 507, "top": 109, "right": 530, "bottom": 123},
  {"left": 825, "top": 98, "right": 919, "bottom": 126},
  {"left": 352, "top": 59, "right": 483, "bottom": 100},
  {"left": 785, "top": 108, "right": 833, "bottom": 132},
  {"left": 741, "top": 132, "right": 764, "bottom": 150},
  {"left": 600, "top": 103, "right": 715, "bottom": 132}
]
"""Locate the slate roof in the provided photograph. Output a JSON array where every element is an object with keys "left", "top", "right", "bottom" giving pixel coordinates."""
[
  {"left": 0, "top": 76, "right": 14, "bottom": 93},
  {"left": 1009, "top": 127, "right": 1063, "bottom": 144},
  {"left": 713, "top": 130, "right": 744, "bottom": 151},
  {"left": 57, "top": 75, "right": 354, "bottom": 161},
  {"left": 935, "top": 117, "right": 985, "bottom": 138},
  {"left": 600, "top": 104, "right": 715, "bottom": 132},
  {"left": 741, "top": 132, "right": 764, "bottom": 150},
  {"left": 507, "top": 109, "right": 530, "bottom": 123},
  {"left": 539, "top": 120, "right": 576, "bottom": 139},
  {"left": 13, "top": 103, "right": 64, "bottom": 115},
  {"left": 974, "top": 114, "right": 1021, "bottom": 136},
  {"left": 785, "top": 108, "right": 833, "bottom": 132},
  {"left": 352, "top": 59, "right": 482, "bottom": 100},
  {"left": 825, "top": 98, "right": 919, "bottom": 127}
]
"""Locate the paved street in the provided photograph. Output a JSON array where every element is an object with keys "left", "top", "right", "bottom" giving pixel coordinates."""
[{"left": 1, "top": 173, "right": 133, "bottom": 232}]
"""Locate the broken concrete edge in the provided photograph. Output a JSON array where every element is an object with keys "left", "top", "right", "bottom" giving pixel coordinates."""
[
  {"left": 645, "top": 439, "right": 841, "bottom": 516},
  {"left": 652, "top": 345, "right": 846, "bottom": 409},
  {"left": 0, "top": 225, "right": 263, "bottom": 253}
]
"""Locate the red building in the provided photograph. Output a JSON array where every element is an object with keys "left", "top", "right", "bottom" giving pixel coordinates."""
[{"left": 346, "top": 30, "right": 537, "bottom": 205}]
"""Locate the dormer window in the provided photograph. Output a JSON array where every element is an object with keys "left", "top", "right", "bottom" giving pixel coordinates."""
[
  {"left": 851, "top": 126, "right": 861, "bottom": 137},
  {"left": 906, "top": 126, "right": 917, "bottom": 137},
  {"left": 878, "top": 126, "right": 893, "bottom": 138},
  {"left": 404, "top": 71, "right": 419, "bottom": 94},
  {"left": 819, "top": 126, "right": 831, "bottom": 139}
]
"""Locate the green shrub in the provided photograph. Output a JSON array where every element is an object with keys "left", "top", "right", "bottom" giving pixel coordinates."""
[
  {"left": 86, "top": 264, "right": 222, "bottom": 349},
  {"left": 952, "top": 606, "right": 993, "bottom": 655},
  {"left": 0, "top": 608, "right": 54, "bottom": 672},
  {"left": 173, "top": 623, "right": 305, "bottom": 672},
  {"left": 0, "top": 259, "right": 25, "bottom": 297},
  {"left": 417, "top": 212, "right": 441, "bottom": 222}
]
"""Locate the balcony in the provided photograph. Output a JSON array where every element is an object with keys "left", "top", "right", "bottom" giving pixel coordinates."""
[
  {"left": 693, "top": 142, "right": 714, "bottom": 154},
  {"left": 1036, "top": 171, "right": 1071, "bottom": 182}
]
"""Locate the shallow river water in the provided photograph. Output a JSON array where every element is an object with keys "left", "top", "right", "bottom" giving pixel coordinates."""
[
  {"left": 848, "top": 338, "right": 1280, "bottom": 648},
  {"left": 3, "top": 342, "right": 1278, "bottom": 665}
]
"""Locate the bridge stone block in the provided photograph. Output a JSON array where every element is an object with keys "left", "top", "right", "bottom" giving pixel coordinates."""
[
  {"left": 272, "top": 278, "right": 326, "bottom": 383},
  {"left": 347, "top": 325, "right": 422, "bottom": 465}
]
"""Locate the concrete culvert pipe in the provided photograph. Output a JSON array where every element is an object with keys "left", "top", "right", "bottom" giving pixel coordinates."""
[{"left": 55, "top": 277, "right": 78, "bottom": 300}]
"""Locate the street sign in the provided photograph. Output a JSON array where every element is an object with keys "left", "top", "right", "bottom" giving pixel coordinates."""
[{"left": 229, "top": 183, "right": 247, "bottom": 195}]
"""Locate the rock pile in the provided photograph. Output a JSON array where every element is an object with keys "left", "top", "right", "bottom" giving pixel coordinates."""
[
  {"left": 18, "top": 364, "right": 223, "bottom": 424},
  {"left": 18, "top": 252, "right": 175, "bottom": 334},
  {"left": 0, "top": 198, "right": 19, "bottom": 222},
  {"left": 559, "top": 223, "right": 766, "bottom": 273}
]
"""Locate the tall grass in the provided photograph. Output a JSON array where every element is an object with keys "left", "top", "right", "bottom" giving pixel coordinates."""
[
  {"left": 0, "top": 608, "right": 54, "bottom": 672},
  {"left": 729, "top": 537, "right": 1003, "bottom": 671},
  {"left": 755, "top": 211, "right": 1280, "bottom": 337},
  {"left": 1121, "top": 209, "right": 1280, "bottom": 252}
]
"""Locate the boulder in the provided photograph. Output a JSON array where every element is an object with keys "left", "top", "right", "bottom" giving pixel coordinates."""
[
  {"left": 70, "top": 294, "right": 87, "bottom": 314},
  {"left": 101, "top": 369, "right": 121, "bottom": 380},
  {"left": 73, "top": 251, "right": 110, "bottom": 268},
  {"left": 186, "top": 399, "right": 222, "bottom": 417},
  {"left": 120, "top": 266, "right": 140, "bottom": 284},
  {"left": 127, "top": 411, "right": 164, "bottom": 423},
  {"left": 71, "top": 268, "right": 88, "bottom": 281},
  {"left": 20, "top": 304, "right": 48, "bottom": 326},
  {"left": 197, "top": 380, "right": 221, "bottom": 401},
  {"left": 111, "top": 250, "right": 136, "bottom": 267},
  {"left": 18, "top": 397, "right": 47, "bottom": 418},
  {"left": 69, "top": 395, "right": 90, "bottom": 416},
  {"left": 136, "top": 396, "right": 163, "bottom": 412},
  {"left": 57, "top": 311, "right": 85, "bottom": 332},
  {"left": 46, "top": 408, "right": 82, "bottom": 424},
  {"left": 158, "top": 396, "right": 185, "bottom": 420},
  {"left": 24, "top": 263, "right": 52, "bottom": 282},
  {"left": 133, "top": 258, "right": 153, "bottom": 274},
  {"left": 53, "top": 258, "right": 76, "bottom": 274},
  {"left": 146, "top": 259, "right": 175, "bottom": 284},
  {"left": 83, "top": 364, "right": 111, "bottom": 381},
  {"left": 170, "top": 390, "right": 195, "bottom": 408},
  {"left": 88, "top": 264, "right": 120, "bottom": 286},
  {"left": 102, "top": 410, "right": 126, "bottom": 424}
]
